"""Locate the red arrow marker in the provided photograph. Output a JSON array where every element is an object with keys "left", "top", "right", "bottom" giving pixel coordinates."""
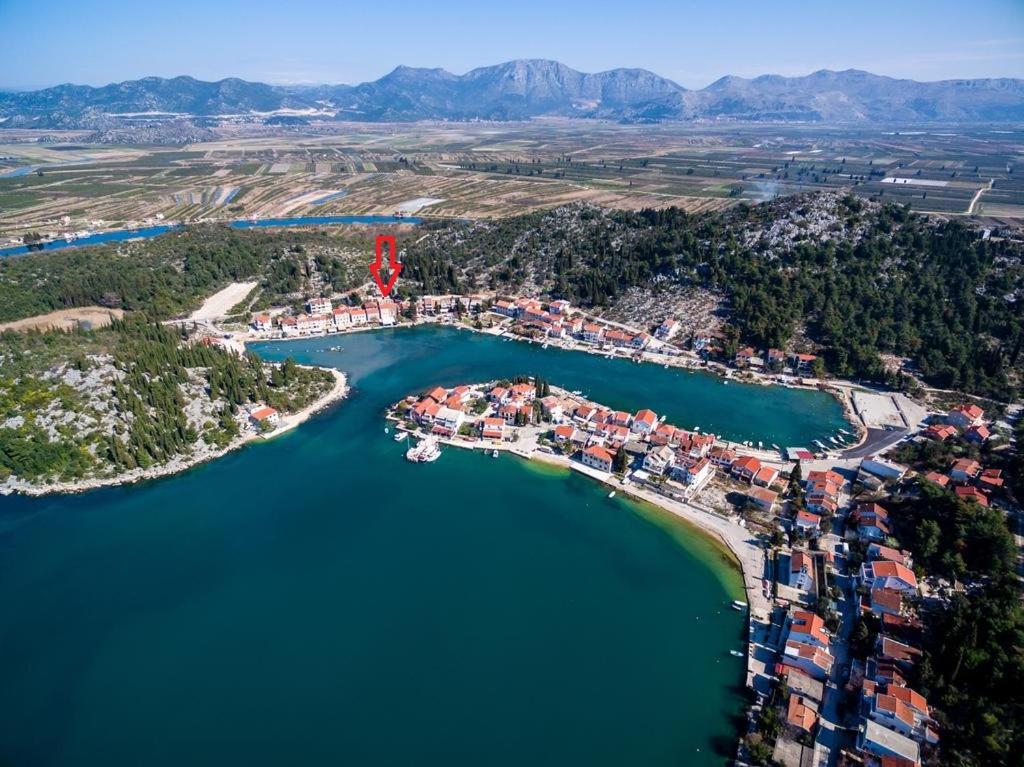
[{"left": 369, "top": 234, "right": 402, "bottom": 297}]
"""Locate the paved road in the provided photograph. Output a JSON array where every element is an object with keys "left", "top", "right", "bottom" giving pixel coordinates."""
[{"left": 841, "top": 426, "right": 909, "bottom": 460}]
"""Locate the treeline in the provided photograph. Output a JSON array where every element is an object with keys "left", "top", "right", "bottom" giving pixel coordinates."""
[
  {"left": 0, "top": 225, "right": 363, "bottom": 322},
  {"left": 402, "top": 197, "right": 1024, "bottom": 398}
]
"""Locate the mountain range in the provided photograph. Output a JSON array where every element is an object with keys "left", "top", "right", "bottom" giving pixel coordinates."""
[{"left": 2, "top": 59, "right": 1023, "bottom": 128}]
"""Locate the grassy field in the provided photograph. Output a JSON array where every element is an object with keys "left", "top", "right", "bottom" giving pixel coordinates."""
[{"left": 0, "top": 121, "right": 1021, "bottom": 240}]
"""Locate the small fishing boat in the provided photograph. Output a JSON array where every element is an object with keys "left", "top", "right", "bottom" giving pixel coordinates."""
[
  {"left": 384, "top": 427, "right": 389, "bottom": 434},
  {"left": 608, "top": 491, "right": 616, "bottom": 498},
  {"left": 730, "top": 650, "right": 745, "bottom": 658},
  {"left": 394, "top": 431, "right": 408, "bottom": 442},
  {"left": 492, "top": 449, "right": 499, "bottom": 458},
  {"left": 732, "top": 600, "right": 747, "bottom": 609}
]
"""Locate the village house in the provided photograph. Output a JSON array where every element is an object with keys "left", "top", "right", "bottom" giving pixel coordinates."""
[
  {"left": 785, "top": 609, "right": 831, "bottom": 650},
  {"left": 949, "top": 457, "right": 981, "bottom": 483},
  {"left": 549, "top": 299, "right": 572, "bottom": 315},
  {"left": 788, "top": 551, "right": 815, "bottom": 591},
  {"left": 604, "top": 329, "right": 633, "bottom": 347},
  {"left": 860, "top": 561, "right": 918, "bottom": 593},
  {"left": 877, "top": 637, "right": 922, "bottom": 670},
  {"left": 581, "top": 445, "right": 614, "bottom": 473},
  {"left": 709, "top": 446, "right": 736, "bottom": 468},
  {"left": 655, "top": 317, "right": 680, "bottom": 340},
  {"left": 947, "top": 402, "right": 985, "bottom": 429},
  {"left": 250, "top": 406, "right": 280, "bottom": 428},
  {"left": 509, "top": 383, "right": 536, "bottom": 402},
  {"left": 963, "top": 424, "right": 990, "bottom": 443},
  {"left": 868, "top": 587, "right": 907, "bottom": 619},
  {"left": 734, "top": 346, "right": 757, "bottom": 367},
  {"left": 632, "top": 409, "right": 658, "bottom": 434},
  {"left": 731, "top": 455, "right": 762, "bottom": 482},
  {"left": 923, "top": 423, "right": 957, "bottom": 441},
  {"left": 643, "top": 444, "right": 675, "bottom": 475},
  {"left": 787, "top": 695, "right": 819, "bottom": 734},
  {"left": 279, "top": 316, "right": 298, "bottom": 335},
  {"left": 767, "top": 348, "right": 786, "bottom": 368},
  {"left": 488, "top": 386, "right": 510, "bottom": 405},
  {"left": 552, "top": 424, "right": 577, "bottom": 443},
  {"left": 954, "top": 485, "right": 989, "bottom": 506},
  {"left": 377, "top": 300, "right": 399, "bottom": 325},
  {"left": 480, "top": 417, "right": 506, "bottom": 441},
  {"left": 782, "top": 639, "right": 834, "bottom": 681},
  {"left": 431, "top": 406, "right": 464, "bottom": 437},
  {"left": 491, "top": 300, "right": 520, "bottom": 318},
  {"left": 672, "top": 456, "right": 713, "bottom": 487},
  {"left": 747, "top": 486, "right": 778, "bottom": 513},
  {"left": 349, "top": 307, "right": 369, "bottom": 325},
  {"left": 307, "top": 297, "right": 332, "bottom": 314},
  {"left": 867, "top": 543, "right": 912, "bottom": 568},
  {"left": 789, "top": 352, "right": 818, "bottom": 372},
  {"left": 251, "top": 314, "right": 273, "bottom": 332},
  {"left": 753, "top": 465, "right": 779, "bottom": 487},
  {"left": 794, "top": 510, "right": 820, "bottom": 533},
  {"left": 857, "top": 719, "right": 920, "bottom": 766},
  {"left": 582, "top": 324, "right": 605, "bottom": 343},
  {"left": 924, "top": 470, "right": 950, "bottom": 488},
  {"left": 539, "top": 396, "right": 565, "bottom": 423},
  {"left": 412, "top": 399, "right": 441, "bottom": 424}
]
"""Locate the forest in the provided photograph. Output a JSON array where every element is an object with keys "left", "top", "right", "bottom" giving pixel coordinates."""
[
  {"left": 0, "top": 315, "right": 332, "bottom": 484},
  {"left": 402, "top": 196, "right": 1024, "bottom": 399}
]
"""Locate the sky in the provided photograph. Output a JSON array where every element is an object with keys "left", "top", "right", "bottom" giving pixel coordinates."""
[{"left": 1, "top": 0, "right": 1022, "bottom": 90}]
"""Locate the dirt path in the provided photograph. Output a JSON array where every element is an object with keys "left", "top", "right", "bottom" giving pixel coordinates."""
[
  {"left": 0, "top": 306, "right": 124, "bottom": 332},
  {"left": 190, "top": 281, "right": 258, "bottom": 321}
]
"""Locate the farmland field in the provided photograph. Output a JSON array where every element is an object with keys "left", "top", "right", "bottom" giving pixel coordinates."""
[{"left": 0, "top": 120, "right": 1022, "bottom": 241}]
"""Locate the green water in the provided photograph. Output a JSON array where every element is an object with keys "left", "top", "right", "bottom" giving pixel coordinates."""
[{"left": 0, "top": 327, "right": 845, "bottom": 766}]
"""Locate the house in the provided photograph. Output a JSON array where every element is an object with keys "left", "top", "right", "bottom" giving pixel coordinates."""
[
  {"left": 789, "top": 352, "right": 818, "bottom": 372},
  {"left": 867, "top": 543, "right": 912, "bottom": 567},
  {"left": 431, "top": 406, "right": 464, "bottom": 436},
  {"left": 923, "top": 423, "right": 957, "bottom": 441},
  {"left": 767, "top": 348, "right": 787, "bottom": 368},
  {"left": 377, "top": 300, "right": 399, "bottom": 325},
  {"left": 425, "top": 386, "right": 448, "bottom": 403},
  {"left": 709, "top": 446, "right": 736, "bottom": 468},
  {"left": 480, "top": 417, "right": 506, "bottom": 441},
  {"left": 979, "top": 468, "right": 1004, "bottom": 490},
  {"left": 753, "top": 465, "right": 779, "bottom": 487},
  {"left": 611, "top": 410, "right": 632, "bottom": 427},
  {"left": 878, "top": 637, "right": 922, "bottom": 669},
  {"left": 349, "top": 307, "right": 368, "bottom": 325},
  {"left": 947, "top": 403, "right": 984, "bottom": 429},
  {"left": 509, "top": 383, "right": 536, "bottom": 402},
  {"left": 539, "top": 396, "right": 564, "bottom": 423},
  {"left": 549, "top": 299, "right": 572, "bottom": 315},
  {"left": 573, "top": 404, "right": 596, "bottom": 423},
  {"left": 949, "top": 458, "right": 981, "bottom": 483},
  {"left": 786, "top": 695, "right": 818, "bottom": 734},
  {"left": 307, "top": 297, "right": 332, "bottom": 314},
  {"left": 677, "top": 431, "right": 715, "bottom": 458},
  {"left": 251, "top": 314, "right": 273, "bottom": 331},
  {"left": 789, "top": 551, "right": 814, "bottom": 590},
  {"left": 785, "top": 609, "right": 830, "bottom": 649},
  {"left": 603, "top": 329, "right": 632, "bottom": 347},
  {"left": 643, "top": 445, "right": 675, "bottom": 475},
  {"left": 279, "top": 316, "right": 298, "bottom": 335},
  {"left": 499, "top": 404, "right": 519, "bottom": 425},
  {"left": 923, "top": 471, "right": 949, "bottom": 488},
  {"left": 553, "top": 424, "right": 576, "bottom": 443},
  {"left": 581, "top": 445, "right": 614, "bottom": 473},
  {"left": 954, "top": 485, "right": 989, "bottom": 506},
  {"left": 794, "top": 510, "right": 820, "bottom": 533},
  {"left": 964, "top": 424, "right": 990, "bottom": 444},
  {"left": 868, "top": 587, "right": 907, "bottom": 618},
  {"left": 860, "top": 561, "right": 918, "bottom": 593},
  {"left": 747, "top": 487, "right": 778, "bottom": 513},
  {"left": 250, "top": 406, "right": 279, "bottom": 428},
  {"left": 805, "top": 469, "right": 844, "bottom": 488},
  {"left": 672, "top": 456, "right": 713, "bottom": 487},
  {"left": 582, "top": 324, "right": 604, "bottom": 343},
  {"left": 412, "top": 399, "right": 441, "bottom": 424},
  {"left": 860, "top": 457, "right": 906, "bottom": 482},
  {"left": 857, "top": 719, "right": 920, "bottom": 766},
  {"left": 655, "top": 317, "right": 680, "bottom": 340},
  {"left": 735, "top": 346, "right": 757, "bottom": 366},
  {"left": 632, "top": 409, "right": 658, "bottom": 434},
  {"left": 650, "top": 423, "right": 678, "bottom": 446},
  {"left": 782, "top": 639, "right": 833, "bottom": 680},
  {"left": 492, "top": 300, "right": 520, "bottom": 318},
  {"left": 488, "top": 386, "right": 510, "bottom": 405},
  {"left": 731, "top": 455, "right": 762, "bottom": 482}
]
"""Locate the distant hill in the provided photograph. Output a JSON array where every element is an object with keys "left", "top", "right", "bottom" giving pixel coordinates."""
[{"left": 2, "top": 60, "right": 1022, "bottom": 128}]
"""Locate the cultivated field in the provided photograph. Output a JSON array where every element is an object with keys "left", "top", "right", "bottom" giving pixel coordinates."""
[{"left": 1, "top": 121, "right": 1021, "bottom": 241}]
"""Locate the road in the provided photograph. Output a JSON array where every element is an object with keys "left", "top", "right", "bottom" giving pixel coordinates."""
[{"left": 841, "top": 426, "right": 909, "bottom": 460}]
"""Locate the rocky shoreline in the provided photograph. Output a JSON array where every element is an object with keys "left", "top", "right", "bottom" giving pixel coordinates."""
[{"left": 0, "top": 367, "right": 348, "bottom": 498}]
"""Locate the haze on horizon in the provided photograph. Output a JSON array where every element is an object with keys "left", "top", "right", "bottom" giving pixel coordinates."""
[{"left": 1, "top": 0, "right": 1022, "bottom": 91}]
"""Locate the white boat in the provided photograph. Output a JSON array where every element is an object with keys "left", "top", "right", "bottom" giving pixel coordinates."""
[
  {"left": 730, "top": 650, "right": 745, "bottom": 658},
  {"left": 732, "top": 600, "right": 747, "bottom": 609},
  {"left": 405, "top": 436, "right": 441, "bottom": 463},
  {"left": 542, "top": 343, "right": 549, "bottom": 349},
  {"left": 384, "top": 427, "right": 389, "bottom": 434},
  {"left": 394, "top": 431, "right": 407, "bottom": 442},
  {"left": 492, "top": 449, "right": 499, "bottom": 458},
  {"left": 608, "top": 491, "right": 616, "bottom": 498}
]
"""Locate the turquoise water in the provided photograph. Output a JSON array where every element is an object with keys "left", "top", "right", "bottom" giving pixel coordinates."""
[
  {"left": 0, "top": 327, "right": 845, "bottom": 766},
  {"left": 0, "top": 216, "right": 419, "bottom": 257}
]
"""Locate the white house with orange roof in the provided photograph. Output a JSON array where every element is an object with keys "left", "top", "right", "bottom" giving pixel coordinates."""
[
  {"left": 250, "top": 406, "right": 280, "bottom": 428},
  {"left": 784, "top": 609, "right": 831, "bottom": 650},
  {"left": 643, "top": 444, "right": 675, "bottom": 475},
  {"left": 782, "top": 640, "right": 833, "bottom": 681},
  {"left": 431, "top": 407, "right": 464, "bottom": 436},
  {"left": 480, "top": 417, "right": 506, "bottom": 441},
  {"left": 539, "top": 396, "right": 564, "bottom": 423},
  {"left": 581, "top": 323, "right": 604, "bottom": 343},
  {"left": 947, "top": 402, "right": 984, "bottom": 429},
  {"left": 307, "top": 297, "right": 332, "bottom": 314},
  {"left": 731, "top": 455, "right": 762, "bottom": 482},
  {"left": 655, "top": 317, "right": 680, "bottom": 340},
  {"left": 860, "top": 561, "right": 918, "bottom": 593},
  {"left": 671, "top": 456, "right": 713, "bottom": 486},
  {"left": 581, "top": 445, "right": 614, "bottom": 473},
  {"left": 251, "top": 314, "right": 273, "bottom": 332},
  {"left": 632, "top": 409, "right": 658, "bottom": 434},
  {"left": 789, "top": 551, "right": 815, "bottom": 590},
  {"left": 349, "top": 307, "right": 368, "bottom": 325}
]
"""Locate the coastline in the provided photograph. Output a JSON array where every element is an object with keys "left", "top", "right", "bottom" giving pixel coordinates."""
[{"left": 0, "top": 367, "right": 348, "bottom": 498}]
